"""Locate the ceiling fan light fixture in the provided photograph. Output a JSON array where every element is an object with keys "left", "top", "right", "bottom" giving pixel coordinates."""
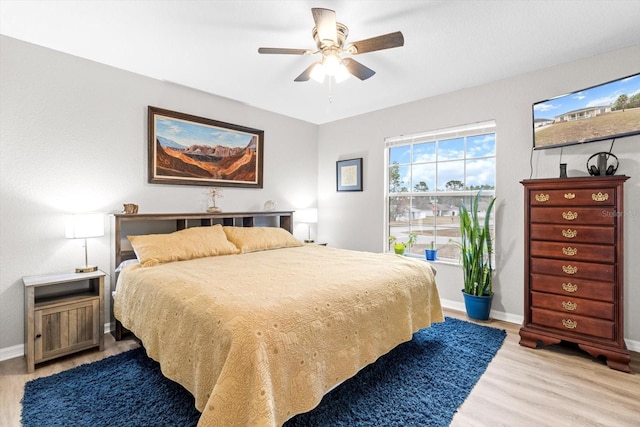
[
  {"left": 322, "top": 52, "right": 342, "bottom": 76},
  {"left": 310, "top": 63, "right": 326, "bottom": 83},
  {"left": 334, "top": 64, "right": 351, "bottom": 83}
]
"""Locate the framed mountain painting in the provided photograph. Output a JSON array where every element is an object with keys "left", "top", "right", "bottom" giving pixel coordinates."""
[{"left": 148, "top": 106, "right": 264, "bottom": 188}]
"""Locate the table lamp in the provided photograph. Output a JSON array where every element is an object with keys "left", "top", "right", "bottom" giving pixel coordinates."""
[
  {"left": 65, "top": 213, "right": 104, "bottom": 273},
  {"left": 297, "top": 208, "right": 318, "bottom": 243}
]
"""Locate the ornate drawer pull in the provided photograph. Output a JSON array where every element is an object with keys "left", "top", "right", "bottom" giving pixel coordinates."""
[
  {"left": 562, "top": 247, "right": 577, "bottom": 256},
  {"left": 592, "top": 192, "right": 609, "bottom": 202},
  {"left": 562, "top": 319, "right": 578, "bottom": 329},
  {"left": 562, "top": 265, "right": 578, "bottom": 275},
  {"left": 562, "top": 229, "right": 577, "bottom": 238},
  {"left": 562, "top": 282, "right": 578, "bottom": 292},
  {"left": 535, "top": 193, "right": 550, "bottom": 202},
  {"left": 562, "top": 211, "right": 578, "bottom": 221},
  {"left": 562, "top": 301, "right": 577, "bottom": 311},
  {"left": 564, "top": 193, "right": 576, "bottom": 199}
]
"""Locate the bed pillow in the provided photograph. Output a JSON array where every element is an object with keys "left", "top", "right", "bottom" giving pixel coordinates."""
[
  {"left": 128, "top": 224, "right": 239, "bottom": 267},
  {"left": 223, "top": 226, "right": 303, "bottom": 253}
]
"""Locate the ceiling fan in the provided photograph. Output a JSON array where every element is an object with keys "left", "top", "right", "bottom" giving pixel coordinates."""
[{"left": 258, "top": 8, "right": 404, "bottom": 83}]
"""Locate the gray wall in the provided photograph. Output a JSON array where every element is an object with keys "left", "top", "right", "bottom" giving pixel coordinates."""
[
  {"left": 2, "top": 34, "right": 640, "bottom": 358},
  {"left": 0, "top": 36, "right": 318, "bottom": 355},
  {"left": 316, "top": 45, "right": 640, "bottom": 347}
]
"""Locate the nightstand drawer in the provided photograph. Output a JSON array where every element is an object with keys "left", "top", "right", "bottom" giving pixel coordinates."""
[
  {"left": 531, "top": 308, "right": 614, "bottom": 340},
  {"left": 530, "top": 241, "right": 613, "bottom": 263},
  {"left": 35, "top": 297, "right": 100, "bottom": 363},
  {"left": 530, "top": 273, "right": 614, "bottom": 302},
  {"left": 531, "top": 291, "right": 614, "bottom": 320}
]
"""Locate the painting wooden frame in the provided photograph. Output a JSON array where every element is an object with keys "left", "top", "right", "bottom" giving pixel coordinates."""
[
  {"left": 148, "top": 106, "right": 264, "bottom": 188},
  {"left": 336, "top": 158, "right": 363, "bottom": 192}
]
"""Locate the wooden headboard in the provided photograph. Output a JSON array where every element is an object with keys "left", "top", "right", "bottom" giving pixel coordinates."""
[{"left": 109, "top": 211, "right": 294, "bottom": 339}]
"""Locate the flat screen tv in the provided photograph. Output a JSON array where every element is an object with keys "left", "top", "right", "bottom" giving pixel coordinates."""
[{"left": 532, "top": 72, "right": 640, "bottom": 150}]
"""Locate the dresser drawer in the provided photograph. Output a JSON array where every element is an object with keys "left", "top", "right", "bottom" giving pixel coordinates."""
[
  {"left": 530, "top": 273, "right": 614, "bottom": 302},
  {"left": 531, "top": 291, "right": 614, "bottom": 320},
  {"left": 529, "top": 188, "right": 615, "bottom": 206},
  {"left": 530, "top": 207, "right": 615, "bottom": 225},
  {"left": 530, "top": 241, "right": 614, "bottom": 263},
  {"left": 530, "top": 224, "right": 614, "bottom": 244},
  {"left": 531, "top": 308, "right": 614, "bottom": 340},
  {"left": 530, "top": 258, "right": 613, "bottom": 281}
]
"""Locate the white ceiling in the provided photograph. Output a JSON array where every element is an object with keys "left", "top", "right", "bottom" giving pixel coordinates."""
[{"left": 2, "top": 0, "right": 639, "bottom": 124}]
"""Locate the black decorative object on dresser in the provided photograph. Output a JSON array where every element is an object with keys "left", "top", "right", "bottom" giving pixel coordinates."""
[{"left": 519, "top": 176, "right": 630, "bottom": 372}]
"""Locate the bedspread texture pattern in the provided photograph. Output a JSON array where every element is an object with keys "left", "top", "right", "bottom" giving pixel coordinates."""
[{"left": 114, "top": 245, "right": 442, "bottom": 427}]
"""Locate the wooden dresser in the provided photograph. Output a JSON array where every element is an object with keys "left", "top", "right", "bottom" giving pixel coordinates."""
[{"left": 519, "top": 176, "right": 630, "bottom": 372}]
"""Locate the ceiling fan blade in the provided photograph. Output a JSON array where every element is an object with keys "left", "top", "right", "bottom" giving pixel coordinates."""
[
  {"left": 294, "top": 62, "right": 320, "bottom": 82},
  {"left": 342, "top": 58, "right": 376, "bottom": 80},
  {"left": 258, "top": 47, "right": 309, "bottom": 55},
  {"left": 312, "top": 8, "right": 337, "bottom": 46},
  {"left": 348, "top": 31, "right": 404, "bottom": 54}
]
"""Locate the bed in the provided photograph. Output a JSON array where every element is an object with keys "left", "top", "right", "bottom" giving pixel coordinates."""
[{"left": 111, "top": 212, "right": 443, "bottom": 427}]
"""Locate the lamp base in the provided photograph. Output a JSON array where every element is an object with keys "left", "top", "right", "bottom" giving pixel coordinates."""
[{"left": 76, "top": 265, "right": 98, "bottom": 273}]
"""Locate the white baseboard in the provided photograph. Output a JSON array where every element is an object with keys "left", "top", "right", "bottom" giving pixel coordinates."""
[
  {"left": 439, "top": 298, "right": 524, "bottom": 324},
  {"left": 439, "top": 298, "right": 640, "bottom": 352},
  {"left": 0, "top": 343, "right": 23, "bottom": 363}
]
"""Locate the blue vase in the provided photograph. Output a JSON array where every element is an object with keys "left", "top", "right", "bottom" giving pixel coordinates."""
[
  {"left": 462, "top": 291, "right": 493, "bottom": 321},
  {"left": 425, "top": 249, "right": 437, "bottom": 261}
]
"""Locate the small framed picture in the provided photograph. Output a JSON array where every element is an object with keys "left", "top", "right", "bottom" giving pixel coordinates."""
[{"left": 336, "top": 158, "right": 363, "bottom": 192}]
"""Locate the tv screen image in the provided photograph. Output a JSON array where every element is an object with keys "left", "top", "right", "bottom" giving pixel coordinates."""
[{"left": 532, "top": 72, "right": 640, "bottom": 150}]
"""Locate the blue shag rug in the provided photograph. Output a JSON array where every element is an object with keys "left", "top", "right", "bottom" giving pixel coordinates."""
[{"left": 22, "top": 317, "right": 506, "bottom": 427}]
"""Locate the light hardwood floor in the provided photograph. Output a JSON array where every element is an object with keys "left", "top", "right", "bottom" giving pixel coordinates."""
[{"left": 1, "top": 309, "right": 638, "bottom": 426}]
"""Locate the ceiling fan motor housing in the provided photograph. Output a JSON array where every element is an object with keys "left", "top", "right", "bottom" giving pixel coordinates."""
[{"left": 313, "top": 22, "right": 349, "bottom": 49}]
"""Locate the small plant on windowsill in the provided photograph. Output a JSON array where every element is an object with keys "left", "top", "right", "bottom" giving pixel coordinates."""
[
  {"left": 389, "top": 233, "right": 417, "bottom": 255},
  {"left": 426, "top": 241, "right": 438, "bottom": 261}
]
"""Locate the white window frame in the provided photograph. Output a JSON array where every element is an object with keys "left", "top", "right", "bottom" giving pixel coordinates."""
[{"left": 384, "top": 120, "right": 496, "bottom": 262}]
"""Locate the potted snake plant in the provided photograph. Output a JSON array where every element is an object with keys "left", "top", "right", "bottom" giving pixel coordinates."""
[{"left": 459, "top": 191, "right": 496, "bottom": 320}]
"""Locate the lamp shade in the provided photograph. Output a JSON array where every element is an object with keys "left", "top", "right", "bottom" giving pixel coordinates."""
[
  {"left": 297, "top": 208, "right": 318, "bottom": 224},
  {"left": 65, "top": 213, "right": 104, "bottom": 239}
]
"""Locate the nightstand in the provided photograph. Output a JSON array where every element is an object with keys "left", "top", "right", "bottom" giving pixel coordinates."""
[{"left": 23, "top": 270, "right": 105, "bottom": 373}]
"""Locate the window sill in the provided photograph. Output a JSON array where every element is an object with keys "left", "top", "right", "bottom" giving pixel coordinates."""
[{"left": 400, "top": 254, "right": 460, "bottom": 267}]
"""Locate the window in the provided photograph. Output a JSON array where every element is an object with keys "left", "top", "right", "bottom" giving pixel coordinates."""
[{"left": 385, "top": 121, "right": 496, "bottom": 261}]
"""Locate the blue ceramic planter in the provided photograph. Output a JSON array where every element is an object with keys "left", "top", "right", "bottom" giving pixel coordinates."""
[
  {"left": 462, "top": 291, "right": 493, "bottom": 321},
  {"left": 425, "top": 249, "right": 437, "bottom": 261}
]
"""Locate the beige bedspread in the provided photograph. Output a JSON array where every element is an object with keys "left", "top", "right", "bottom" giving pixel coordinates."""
[{"left": 114, "top": 245, "right": 443, "bottom": 427}]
